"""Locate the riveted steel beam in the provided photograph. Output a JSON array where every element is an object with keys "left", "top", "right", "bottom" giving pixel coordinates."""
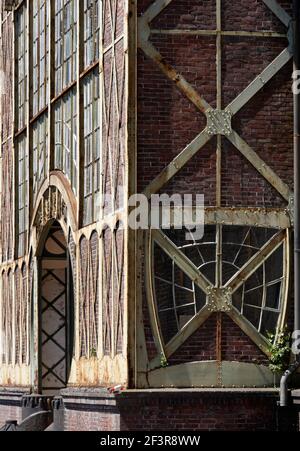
[
  {"left": 227, "top": 48, "right": 293, "bottom": 116},
  {"left": 151, "top": 29, "right": 287, "bottom": 38},
  {"left": 142, "top": 0, "right": 174, "bottom": 24},
  {"left": 262, "top": 0, "right": 292, "bottom": 28},
  {"left": 148, "top": 305, "right": 212, "bottom": 368},
  {"left": 161, "top": 306, "right": 211, "bottom": 363},
  {"left": 143, "top": 129, "right": 211, "bottom": 198},
  {"left": 204, "top": 207, "right": 290, "bottom": 229},
  {"left": 228, "top": 131, "right": 292, "bottom": 201},
  {"left": 140, "top": 40, "right": 211, "bottom": 114},
  {"left": 152, "top": 229, "right": 212, "bottom": 294},
  {"left": 225, "top": 229, "right": 286, "bottom": 293},
  {"left": 145, "top": 207, "right": 290, "bottom": 229},
  {"left": 227, "top": 307, "right": 271, "bottom": 356}
]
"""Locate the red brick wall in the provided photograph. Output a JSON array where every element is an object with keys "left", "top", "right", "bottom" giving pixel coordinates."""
[
  {"left": 0, "top": 390, "right": 29, "bottom": 427},
  {"left": 0, "top": 405, "right": 22, "bottom": 427},
  {"left": 61, "top": 390, "right": 296, "bottom": 431},
  {"left": 168, "top": 314, "right": 217, "bottom": 365},
  {"left": 64, "top": 409, "right": 120, "bottom": 432},
  {"left": 119, "top": 393, "right": 278, "bottom": 431},
  {"left": 221, "top": 314, "right": 268, "bottom": 364}
]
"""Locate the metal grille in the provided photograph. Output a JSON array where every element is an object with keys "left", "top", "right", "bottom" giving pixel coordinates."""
[{"left": 40, "top": 224, "right": 69, "bottom": 393}]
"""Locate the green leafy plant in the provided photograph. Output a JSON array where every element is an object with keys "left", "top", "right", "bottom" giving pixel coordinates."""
[
  {"left": 267, "top": 327, "right": 291, "bottom": 375},
  {"left": 160, "top": 353, "right": 168, "bottom": 368}
]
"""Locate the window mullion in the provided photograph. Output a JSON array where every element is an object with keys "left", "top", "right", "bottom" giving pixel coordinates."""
[
  {"left": 27, "top": 0, "right": 33, "bottom": 242},
  {"left": 77, "top": 0, "right": 84, "bottom": 227},
  {"left": 48, "top": 0, "right": 54, "bottom": 175}
]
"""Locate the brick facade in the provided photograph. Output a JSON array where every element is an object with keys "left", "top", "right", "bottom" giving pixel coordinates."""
[
  {"left": 61, "top": 389, "right": 297, "bottom": 432},
  {"left": 0, "top": 0, "right": 298, "bottom": 432}
]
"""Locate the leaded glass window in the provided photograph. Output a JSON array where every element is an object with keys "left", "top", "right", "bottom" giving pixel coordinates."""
[
  {"left": 152, "top": 226, "right": 287, "bottom": 344},
  {"left": 54, "top": 88, "right": 77, "bottom": 193},
  {"left": 83, "top": 68, "right": 100, "bottom": 225},
  {"left": 16, "top": 134, "right": 28, "bottom": 257},
  {"left": 54, "top": 0, "right": 78, "bottom": 94},
  {"left": 32, "top": 0, "right": 49, "bottom": 116},
  {"left": 33, "top": 113, "right": 48, "bottom": 200},
  {"left": 15, "top": 3, "right": 27, "bottom": 131},
  {"left": 84, "top": 0, "right": 100, "bottom": 68}
]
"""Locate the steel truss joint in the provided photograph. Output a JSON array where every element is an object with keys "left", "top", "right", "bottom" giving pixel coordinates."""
[
  {"left": 207, "top": 287, "right": 233, "bottom": 313},
  {"left": 206, "top": 109, "right": 232, "bottom": 137}
]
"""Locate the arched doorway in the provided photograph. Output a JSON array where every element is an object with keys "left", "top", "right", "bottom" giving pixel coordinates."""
[{"left": 39, "top": 221, "right": 74, "bottom": 395}]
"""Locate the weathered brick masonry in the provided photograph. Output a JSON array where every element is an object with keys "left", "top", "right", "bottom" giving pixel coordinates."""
[{"left": 62, "top": 389, "right": 298, "bottom": 431}]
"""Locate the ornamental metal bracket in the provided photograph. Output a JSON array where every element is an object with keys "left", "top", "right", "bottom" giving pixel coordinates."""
[
  {"left": 206, "top": 109, "right": 232, "bottom": 137},
  {"left": 207, "top": 287, "right": 233, "bottom": 313}
]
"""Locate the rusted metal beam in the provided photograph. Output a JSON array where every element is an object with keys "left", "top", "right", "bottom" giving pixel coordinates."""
[
  {"left": 140, "top": 40, "right": 211, "bottom": 114},
  {"left": 204, "top": 207, "right": 290, "bottom": 229},
  {"left": 151, "top": 29, "right": 287, "bottom": 38},
  {"left": 228, "top": 131, "right": 292, "bottom": 201},
  {"left": 161, "top": 206, "right": 290, "bottom": 228}
]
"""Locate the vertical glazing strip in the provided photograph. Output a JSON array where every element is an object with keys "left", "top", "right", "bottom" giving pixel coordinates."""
[
  {"left": 27, "top": 0, "right": 33, "bottom": 244},
  {"left": 99, "top": 0, "right": 104, "bottom": 222},
  {"left": 48, "top": 0, "right": 55, "bottom": 175},
  {"left": 12, "top": 7, "right": 16, "bottom": 258},
  {"left": 126, "top": 0, "right": 141, "bottom": 386},
  {"left": 77, "top": 0, "right": 84, "bottom": 226},
  {"left": 97, "top": 0, "right": 104, "bottom": 359}
]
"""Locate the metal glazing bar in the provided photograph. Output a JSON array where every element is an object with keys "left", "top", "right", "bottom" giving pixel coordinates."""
[
  {"left": 152, "top": 229, "right": 212, "bottom": 294},
  {"left": 226, "top": 230, "right": 286, "bottom": 293}
]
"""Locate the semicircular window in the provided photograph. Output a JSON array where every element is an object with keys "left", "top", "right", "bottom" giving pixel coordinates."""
[{"left": 152, "top": 225, "right": 288, "bottom": 345}]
